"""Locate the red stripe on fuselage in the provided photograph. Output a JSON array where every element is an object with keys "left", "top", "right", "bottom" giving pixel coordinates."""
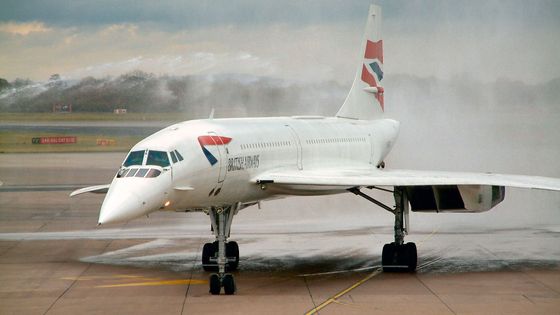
[
  {"left": 198, "top": 135, "right": 232, "bottom": 146},
  {"left": 364, "top": 40, "right": 383, "bottom": 63}
]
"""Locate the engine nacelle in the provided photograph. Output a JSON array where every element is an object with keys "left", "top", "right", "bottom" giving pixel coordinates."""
[{"left": 406, "top": 185, "right": 505, "bottom": 213}]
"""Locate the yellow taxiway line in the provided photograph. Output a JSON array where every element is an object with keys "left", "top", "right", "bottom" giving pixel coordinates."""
[
  {"left": 61, "top": 274, "right": 207, "bottom": 288},
  {"left": 305, "top": 228, "right": 440, "bottom": 314},
  {"left": 305, "top": 269, "right": 382, "bottom": 315},
  {"left": 97, "top": 279, "right": 207, "bottom": 288},
  {"left": 60, "top": 275, "right": 147, "bottom": 281}
]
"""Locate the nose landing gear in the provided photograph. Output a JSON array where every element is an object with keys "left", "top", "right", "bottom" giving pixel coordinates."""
[
  {"left": 204, "top": 205, "right": 239, "bottom": 295},
  {"left": 202, "top": 241, "right": 239, "bottom": 272},
  {"left": 209, "top": 273, "right": 236, "bottom": 295}
]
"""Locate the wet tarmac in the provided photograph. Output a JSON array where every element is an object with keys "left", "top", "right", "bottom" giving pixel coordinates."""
[{"left": 1, "top": 153, "right": 559, "bottom": 314}]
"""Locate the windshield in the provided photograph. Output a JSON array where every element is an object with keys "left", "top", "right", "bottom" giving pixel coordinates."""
[
  {"left": 146, "top": 150, "right": 170, "bottom": 167},
  {"left": 123, "top": 150, "right": 144, "bottom": 166},
  {"left": 116, "top": 167, "right": 162, "bottom": 178},
  {"left": 170, "top": 151, "right": 178, "bottom": 163}
]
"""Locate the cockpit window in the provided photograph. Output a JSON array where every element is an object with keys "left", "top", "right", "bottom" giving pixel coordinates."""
[
  {"left": 123, "top": 150, "right": 144, "bottom": 166},
  {"left": 126, "top": 169, "right": 138, "bottom": 177},
  {"left": 146, "top": 150, "right": 170, "bottom": 167},
  {"left": 146, "top": 169, "right": 161, "bottom": 178},
  {"left": 135, "top": 168, "right": 149, "bottom": 177},
  {"left": 116, "top": 168, "right": 128, "bottom": 178},
  {"left": 175, "top": 150, "right": 184, "bottom": 161},
  {"left": 170, "top": 151, "right": 178, "bottom": 163},
  {"left": 117, "top": 167, "right": 162, "bottom": 178}
]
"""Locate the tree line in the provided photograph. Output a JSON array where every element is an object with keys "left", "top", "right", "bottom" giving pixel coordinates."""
[
  {"left": 1, "top": 70, "right": 558, "bottom": 117},
  {"left": 0, "top": 71, "right": 346, "bottom": 117}
]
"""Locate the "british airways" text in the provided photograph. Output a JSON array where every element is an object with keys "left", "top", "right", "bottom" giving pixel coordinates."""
[{"left": 227, "top": 155, "right": 260, "bottom": 171}]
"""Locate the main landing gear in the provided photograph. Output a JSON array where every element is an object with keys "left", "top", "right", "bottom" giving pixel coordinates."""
[
  {"left": 202, "top": 206, "right": 239, "bottom": 295},
  {"left": 349, "top": 186, "right": 417, "bottom": 272}
]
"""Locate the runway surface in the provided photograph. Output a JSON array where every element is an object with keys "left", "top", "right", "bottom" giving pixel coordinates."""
[{"left": 1, "top": 153, "right": 559, "bottom": 314}]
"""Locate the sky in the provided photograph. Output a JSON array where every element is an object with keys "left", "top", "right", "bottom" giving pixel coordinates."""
[{"left": 1, "top": 0, "right": 559, "bottom": 83}]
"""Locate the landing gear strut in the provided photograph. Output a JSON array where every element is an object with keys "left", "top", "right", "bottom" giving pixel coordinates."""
[
  {"left": 349, "top": 186, "right": 417, "bottom": 272},
  {"left": 203, "top": 205, "right": 239, "bottom": 295},
  {"left": 382, "top": 187, "right": 417, "bottom": 272}
]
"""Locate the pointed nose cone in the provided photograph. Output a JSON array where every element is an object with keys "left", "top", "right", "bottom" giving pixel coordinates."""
[
  {"left": 97, "top": 167, "right": 172, "bottom": 225},
  {"left": 98, "top": 191, "right": 145, "bottom": 225}
]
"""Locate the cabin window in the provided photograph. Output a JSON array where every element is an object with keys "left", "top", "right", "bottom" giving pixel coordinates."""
[
  {"left": 147, "top": 150, "right": 170, "bottom": 167},
  {"left": 123, "top": 150, "right": 144, "bottom": 166}
]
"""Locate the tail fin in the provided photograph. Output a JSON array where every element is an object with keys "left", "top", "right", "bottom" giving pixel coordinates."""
[{"left": 336, "top": 5, "right": 384, "bottom": 120}]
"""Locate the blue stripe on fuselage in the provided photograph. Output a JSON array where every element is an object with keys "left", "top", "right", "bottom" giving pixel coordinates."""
[{"left": 201, "top": 146, "right": 218, "bottom": 165}]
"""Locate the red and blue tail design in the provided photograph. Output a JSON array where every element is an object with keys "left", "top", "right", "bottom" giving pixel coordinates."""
[
  {"left": 198, "top": 135, "right": 232, "bottom": 165},
  {"left": 336, "top": 5, "right": 385, "bottom": 120},
  {"left": 361, "top": 39, "right": 384, "bottom": 110}
]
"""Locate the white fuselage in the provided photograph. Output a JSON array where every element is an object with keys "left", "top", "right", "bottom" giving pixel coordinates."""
[{"left": 98, "top": 116, "right": 399, "bottom": 224}]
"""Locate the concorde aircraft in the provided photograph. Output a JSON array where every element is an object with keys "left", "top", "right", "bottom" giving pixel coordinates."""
[{"left": 71, "top": 5, "right": 560, "bottom": 295}]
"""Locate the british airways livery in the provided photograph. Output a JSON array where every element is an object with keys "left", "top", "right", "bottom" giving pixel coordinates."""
[{"left": 71, "top": 5, "right": 560, "bottom": 295}]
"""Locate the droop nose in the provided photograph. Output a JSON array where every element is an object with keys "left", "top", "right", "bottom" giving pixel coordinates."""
[
  {"left": 98, "top": 191, "right": 146, "bottom": 225},
  {"left": 97, "top": 167, "right": 172, "bottom": 225}
]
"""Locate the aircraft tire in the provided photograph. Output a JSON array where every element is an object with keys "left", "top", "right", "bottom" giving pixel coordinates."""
[
  {"left": 382, "top": 243, "right": 396, "bottom": 272},
  {"left": 226, "top": 241, "right": 240, "bottom": 271},
  {"left": 209, "top": 274, "right": 221, "bottom": 295},
  {"left": 382, "top": 242, "right": 417, "bottom": 272},
  {"left": 405, "top": 242, "right": 417, "bottom": 272},
  {"left": 222, "top": 274, "right": 236, "bottom": 295},
  {"left": 202, "top": 242, "right": 217, "bottom": 272}
]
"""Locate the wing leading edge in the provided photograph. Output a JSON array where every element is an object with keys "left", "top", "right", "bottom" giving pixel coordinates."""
[
  {"left": 254, "top": 169, "right": 560, "bottom": 213},
  {"left": 254, "top": 169, "right": 560, "bottom": 192}
]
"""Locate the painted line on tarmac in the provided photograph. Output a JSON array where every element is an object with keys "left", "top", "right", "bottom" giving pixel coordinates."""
[
  {"left": 61, "top": 275, "right": 147, "bottom": 281},
  {"left": 298, "top": 265, "right": 380, "bottom": 277},
  {"left": 61, "top": 274, "right": 206, "bottom": 288},
  {"left": 305, "top": 227, "right": 441, "bottom": 314},
  {"left": 304, "top": 269, "right": 382, "bottom": 315},
  {"left": 97, "top": 279, "right": 207, "bottom": 288}
]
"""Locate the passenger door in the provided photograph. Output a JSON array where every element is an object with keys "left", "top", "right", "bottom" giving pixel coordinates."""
[
  {"left": 208, "top": 131, "right": 229, "bottom": 184},
  {"left": 286, "top": 125, "right": 303, "bottom": 170}
]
